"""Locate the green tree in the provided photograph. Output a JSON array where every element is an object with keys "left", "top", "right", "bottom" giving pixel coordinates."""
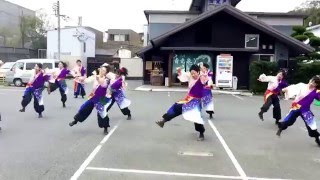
[
  {"left": 291, "top": 0, "right": 320, "bottom": 26},
  {"left": 19, "top": 10, "right": 52, "bottom": 50},
  {"left": 291, "top": 25, "right": 320, "bottom": 60}
]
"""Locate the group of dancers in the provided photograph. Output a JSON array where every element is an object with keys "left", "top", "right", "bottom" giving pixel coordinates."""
[
  {"left": 9, "top": 60, "right": 132, "bottom": 135},
  {"left": 154, "top": 63, "right": 320, "bottom": 146},
  {"left": 1, "top": 60, "right": 320, "bottom": 147},
  {"left": 257, "top": 70, "right": 320, "bottom": 146}
]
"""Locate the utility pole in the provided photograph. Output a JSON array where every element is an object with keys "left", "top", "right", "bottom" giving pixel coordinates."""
[{"left": 53, "top": 1, "right": 61, "bottom": 60}]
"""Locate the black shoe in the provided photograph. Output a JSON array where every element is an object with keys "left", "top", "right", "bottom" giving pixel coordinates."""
[
  {"left": 275, "top": 119, "right": 280, "bottom": 125},
  {"left": 104, "top": 128, "right": 109, "bottom": 135},
  {"left": 258, "top": 112, "right": 264, "bottom": 121},
  {"left": 315, "top": 137, "right": 320, "bottom": 147},
  {"left": 82, "top": 96, "right": 85, "bottom": 99},
  {"left": 38, "top": 113, "right": 43, "bottom": 118},
  {"left": 198, "top": 133, "right": 205, "bottom": 141},
  {"left": 19, "top": 107, "right": 25, "bottom": 112},
  {"left": 156, "top": 120, "right": 166, "bottom": 128},
  {"left": 74, "top": 96, "right": 78, "bottom": 98},
  {"left": 127, "top": 115, "right": 132, "bottom": 120},
  {"left": 276, "top": 128, "right": 283, "bottom": 137},
  {"left": 63, "top": 103, "right": 66, "bottom": 108},
  {"left": 69, "top": 120, "right": 77, "bottom": 127}
]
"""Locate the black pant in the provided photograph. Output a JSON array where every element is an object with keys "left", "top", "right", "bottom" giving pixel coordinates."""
[
  {"left": 163, "top": 103, "right": 205, "bottom": 133},
  {"left": 21, "top": 89, "right": 44, "bottom": 114},
  {"left": 49, "top": 82, "right": 67, "bottom": 103},
  {"left": 278, "top": 109, "right": 320, "bottom": 138},
  {"left": 260, "top": 94, "right": 281, "bottom": 120},
  {"left": 74, "top": 82, "right": 86, "bottom": 97},
  {"left": 106, "top": 97, "right": 131, "bottom": 116},
  {"left": 74, "top": 100, "right": 110, "bottom": 128}
]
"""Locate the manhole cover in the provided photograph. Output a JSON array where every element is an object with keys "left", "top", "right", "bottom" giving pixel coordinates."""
[
  {"left": 313, "top": 159, "right": 320, "bottom": 163},
  {"left": 178, "top": 151, "right": 213, "bottom": 157}
]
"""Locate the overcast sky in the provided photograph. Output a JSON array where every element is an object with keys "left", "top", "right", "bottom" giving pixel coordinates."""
[{"left": 6, "top": 0, "right": 307, "bottom": 33}]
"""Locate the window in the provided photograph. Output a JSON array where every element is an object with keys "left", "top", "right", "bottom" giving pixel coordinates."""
[
  {"left": 26, "top": 63, "right": 37, "bottom": 70},
  {"left": 114, "top": 35, "right": 125, "bottom": 41},
  {"left": 209, "top": 0, "right": 227, "bottom": 5},
  {"left": 109, "top": 34, "right": 114, "bottom": 41},
  {"left": 15, "top": 62, "right": 24, "bottom": 70},
  {"left": 55, "top": 63, "right": 59, "bottom": 68},
  {"left": 250, "top": 54, "right": 274, "bottom": 62},
  {"left": 125, "top": 34, "right": 129, "bottom": 41},
  {"left": 245, "top": 34, "right": 259, "bottom": 49},
  {"left": 43, "top": 63, "right": 52, "bottom": 69},
  {"left": 260, "top": 55, "right": 274, "bottom": 62},
  {"left": 83, "top": 42, "right": 86, "bottom": 53}
]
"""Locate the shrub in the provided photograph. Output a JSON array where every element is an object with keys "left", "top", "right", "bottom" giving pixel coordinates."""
[
  {"left": 291, "top": 62, "right": 320, "bottom": 84},
  {"left": 249, "top": 61, "right": 278, "bottom": 94}
]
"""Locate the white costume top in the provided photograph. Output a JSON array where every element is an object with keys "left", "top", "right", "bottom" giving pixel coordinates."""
[{"left": 258, "top": 74, "right": 279, "bottom": 91}]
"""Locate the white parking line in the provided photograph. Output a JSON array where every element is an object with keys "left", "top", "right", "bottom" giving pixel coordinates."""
[
  {"left": 86, "top": 167, "right": 291, "bottom": 180},
  {"left": 70, "top": 125, "right": 119, "bottom": 180},
  {"left": 232, "top": 94, "right": 244, "bottom": 100},
  {"left": 208, "top": 120, "right": 248, "bottom": 180},
  {"left": 86, "top": 167, "right": 242, "bottom": 179},
  {"left": 0, "top": 88, "right": 24, "bottom": 92}
]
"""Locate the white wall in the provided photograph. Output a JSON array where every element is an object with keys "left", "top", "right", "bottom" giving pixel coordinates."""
[
  {"left": 47, "top": 27, "right": 96, "bottom": 60},
  {"left": 120, "top": 58, "right": 143, "bottom": 77},
  {"left": 257, "top": 17, "right": 303, "bottom": 26},
  {"left": 143, "top": 24, "right": 148, "bottom": 47},
  {"left": 310, "top": 28, "right": 320, "bottom": 37},
  {"left": 118, "top": 49, "right": 132, "bottom": 58},
  {"left": 149, "top": 14, "right": 198, "bottom": 24}
]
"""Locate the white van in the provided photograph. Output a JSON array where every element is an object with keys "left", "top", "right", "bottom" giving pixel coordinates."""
[{"left": 5, "top": 59, "right": 59, "bottom": 86}]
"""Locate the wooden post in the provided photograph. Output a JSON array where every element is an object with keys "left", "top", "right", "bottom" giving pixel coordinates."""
[
  {"left": 142, "top": 57, "right": 146, "bottom": 85},
  {"left": 168, "top": 51, "right": 173, "bottom": 87}
]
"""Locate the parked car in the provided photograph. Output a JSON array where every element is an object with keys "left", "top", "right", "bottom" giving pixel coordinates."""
[
  {"left": 5, "top": 59, "right": 59, "bottom": 87},
  {"left": 0, "top": 62, "right": 15, "bottom": 78}
]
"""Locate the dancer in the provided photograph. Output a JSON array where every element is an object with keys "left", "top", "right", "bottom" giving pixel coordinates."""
[
  {"left": 69, "top": 65, "right": 112, "bottom": 135},
  {"left": 73, "top": 60, "right": 86, "bottom": 98},
  {"left": 47, "top": 61, "right": 70, "bottom": 108},
  {"left": 277, "top": 76, "right": 320, "bottom": 146},
  {"left": 19, "top": 63, "right": 50, "bottom": 118},
  {"left": 200, "top": 63, "right": 215, "bottom": 119},
  {"left": 257, "top": 70, "right": 288, "bottom": 124},
  {"left": 106, "top": 67, "right": 132, "bottom": 120},
  {"left": 156, "top": 65, "right": 209, "bottom": 141}
]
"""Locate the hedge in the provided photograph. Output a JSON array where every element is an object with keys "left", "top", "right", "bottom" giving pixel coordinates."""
[
  {"left": 249, "top": 61, "right": 320, "bottom": 93},
  {"left": 291, "top": 62, "right": 320, "bottom": 84},
  {"left": 249, "top": 61, "right": 278, "bottom": 94}
]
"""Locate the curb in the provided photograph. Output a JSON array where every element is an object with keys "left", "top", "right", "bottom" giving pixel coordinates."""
[{"left": 134, "top": 87, "right": 253, "bottom": 97}]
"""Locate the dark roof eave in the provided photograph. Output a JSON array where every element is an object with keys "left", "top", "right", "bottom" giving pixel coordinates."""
[{"left": 160, "top": 47, "right": 259, "bottom": 52}]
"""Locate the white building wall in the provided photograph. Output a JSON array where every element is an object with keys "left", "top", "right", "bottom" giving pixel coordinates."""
[
  {"left": 143, "top": 24, "right": 148, "bottom": 47},
  {"left": 309, "top": 28, "right": 320, "bottom": 37},
  {"left": 47, "top": 27, "right": 95, "bottom": 69},
  {"left": 257, "top": 17, "right": 303, "bottom": 26},
  {"left": 120, "top": 58, "right": 143, "bottom": 78},
  {"left": 118, "top": 49, "right": 132, "bottom": 58},
  {"left": 149, "top": 14, "right": 198, "bottom": 24}
]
